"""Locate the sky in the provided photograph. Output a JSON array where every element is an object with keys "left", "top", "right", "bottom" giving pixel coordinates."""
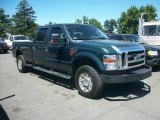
[{"left": 0, "top": 0, "right": 160, "bottom": 26}]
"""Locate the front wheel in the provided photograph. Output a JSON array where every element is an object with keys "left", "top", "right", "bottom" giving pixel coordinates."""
[
  {"left": 17, "top": 55, "right": 28, "bottom": 73},
  {"left": 75, "top": 65, "right": 103, "bottom": 99}
]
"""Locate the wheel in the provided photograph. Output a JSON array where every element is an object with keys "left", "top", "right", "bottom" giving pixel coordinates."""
[
  {"left": 0, "top": 48, "right": 4, "bottom": 54},
  {"left": 17, "top": 55, "right": 28, "bottom": 73},
  {"left": 75, "top": 65, "right": 103, "bottom": 99},
  {"left": 4, "top": 49, "right": 8, "bottom": 53}
]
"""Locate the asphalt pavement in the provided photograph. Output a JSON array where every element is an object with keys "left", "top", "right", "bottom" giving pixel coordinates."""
[{"left": 0, "top": 52, "right": 160, "bottom": 120}]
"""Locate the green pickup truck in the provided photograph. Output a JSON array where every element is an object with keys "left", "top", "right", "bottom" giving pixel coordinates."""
[{"left": 12, "top": 24, "right": 152, "bottom": 98}]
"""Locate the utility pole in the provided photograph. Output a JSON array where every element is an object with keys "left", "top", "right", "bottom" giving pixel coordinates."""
[
  {"left": 140, "top": 13, "right": 147, "bottom": 20},
  {"left": 139, "top": 13, "right": 147, "bottom": 35}
]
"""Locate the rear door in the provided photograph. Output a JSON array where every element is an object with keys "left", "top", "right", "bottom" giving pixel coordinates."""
[{"left": 32, "top": 27, "right": 50, "bottom": 67}]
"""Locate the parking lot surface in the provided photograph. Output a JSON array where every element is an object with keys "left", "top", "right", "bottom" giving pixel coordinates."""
[{"left": 0, "top": 52, "right": 160, "bottom": 120}]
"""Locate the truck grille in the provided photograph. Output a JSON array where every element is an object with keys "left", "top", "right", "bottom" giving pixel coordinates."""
[{"left": 120, "top": 50, "right": 145, "bottom": 69}]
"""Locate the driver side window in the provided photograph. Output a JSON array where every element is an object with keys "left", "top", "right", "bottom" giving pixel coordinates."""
[
  {"left": 51, "top": 27, "right": 65, "bottom": 39},
  {"left": 50, "top": 27, "right": 66, "bottom": 44}
]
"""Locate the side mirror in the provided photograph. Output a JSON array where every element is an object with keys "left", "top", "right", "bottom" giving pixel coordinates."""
[
  {"left": 51, "top": 34, "right": 60, "bottom": 38},
  {"left": 50, "top": 34, "right": 68, "bottom": 46}
]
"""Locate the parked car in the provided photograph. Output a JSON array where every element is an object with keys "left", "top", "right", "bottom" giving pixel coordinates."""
[
  {"left": 108, "top": 34, "right": 160, "bottom": 66},
  {"left": 12, "top": 24, "right": 151, "bottom": 98},
  {"left": 0, "top": 38, "right": 9, "bottom": 53},
  {"left": 4, "top": 35, "right": 31, "bottom": 49},
  {"left": 27, "top": 37, "right": 34, "bottom": 41}
]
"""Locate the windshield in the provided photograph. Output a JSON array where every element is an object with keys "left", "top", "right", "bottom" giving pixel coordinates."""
[
  {"left": 143, "top": 25, "right": 160, "bottom": 36},
  {"left": 14, "top": 36, "right": 28, "bottom": 40},
  {"left": 65, "top": 24, "right": 108, "bottom": 40},
  {"left": 124, "top": 35, "right": 145, "bottom": 44}
]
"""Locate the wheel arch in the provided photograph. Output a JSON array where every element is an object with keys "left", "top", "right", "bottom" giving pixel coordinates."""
[
  {"left": 72, "top": 52, "right": 105, "bottom": 75},
  {"left": 15, "top": 48, "right": 23, "bottom": 58}
]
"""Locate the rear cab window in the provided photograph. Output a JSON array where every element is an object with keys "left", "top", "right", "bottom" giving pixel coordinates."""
[{"left": 36, "top": 28, "right": 48, "bottom": 42}]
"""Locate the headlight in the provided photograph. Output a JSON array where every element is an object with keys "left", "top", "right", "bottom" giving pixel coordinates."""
[
  {"left": 103, "top": 55, "right": 117, "bottom": 70},
  {"left": 147, "top": 50, "right": 158, "bottom": 56}
]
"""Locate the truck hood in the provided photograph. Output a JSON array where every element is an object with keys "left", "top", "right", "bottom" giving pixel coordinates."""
[
  {"left": 76, "top": 39, "right": 144, "bottom": 52},
  {"left": 141, "top": 43, "right": 160, "bottom": 51}
]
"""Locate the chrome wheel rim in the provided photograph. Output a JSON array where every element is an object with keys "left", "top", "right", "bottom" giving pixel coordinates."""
[
  {"left": 18, "top": 59, "right": 22, "bottom": 70},
  {"left": 79, "top": 73, "right": 93, "bottom": 92}
]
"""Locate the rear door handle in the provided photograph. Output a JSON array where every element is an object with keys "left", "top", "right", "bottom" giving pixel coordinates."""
[
  {"left": 32, "top": 46, "right": 35, "bottom": 51},
  {"left": 45, "top": 45, "right": 48, "bottom": 52}
]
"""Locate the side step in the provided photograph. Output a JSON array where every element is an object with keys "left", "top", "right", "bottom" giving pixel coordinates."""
[{"left": 33, "top": 66, "right": 71, "bottom": 79}]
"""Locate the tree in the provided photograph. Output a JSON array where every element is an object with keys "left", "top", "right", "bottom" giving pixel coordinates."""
[
  {"left": 12, "top": 0, "right": 37, "bottom": 36},
  {"left": 45, "top": 22, "right": 54, "bottom": 25},
  {"left": 89, "top": 18, "right": 102, "bottom": 30},
  {"left": 0, "top": 9, "right": 10, "bottom": 37},
  {"left": 139, "top": 5, "right": 157, "bottom": 22},
  {"left": 117, "top": 6, "right": 139, "bottom": 34},
  {"left": 75, "top": 19, "right": 82, "bottom": 24},
  {"left": 104, "top": 19, "right": 117, "bottom": 33},
  {"left": 82, "top": 16, "right": 89, "bottom": 24},
  {"left": 117, "top": 5, "right": 157, "bottom": 34}
]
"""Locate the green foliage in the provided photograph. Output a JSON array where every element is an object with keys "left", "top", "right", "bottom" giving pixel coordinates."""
[
  {"left": 117, "top": 5, "right": 157, "bottom": 34},
  {"left": 82, "top": 16, "right": 89, "bottom": 24},
  {"left": 75, "top": 19, "right": 82, "bottom": 24},
  {"left": 139, "top": 5, "right": 157, "bottom": 22},
  {"left": 104, "top": 19, "right": 117, "bottom": 33},
  {"left": 11, "top": 0, "right": 38, "bottom": 36},
  {"left": 89, "top": 18, "right": 102, "bottom": 30},
  {"left": 75, "top": 16, "right": 102, "bottom": 30},
  {"left": 0, "top": 8, "right": 10, "bottom": 37}
]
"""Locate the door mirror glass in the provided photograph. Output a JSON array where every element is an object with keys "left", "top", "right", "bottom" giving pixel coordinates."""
[
  {"left": 51, "top": 34, "right": 60, "bottom": 39},
  {"left": 50, "top": 34, "right": 67, "bottom": 45}
]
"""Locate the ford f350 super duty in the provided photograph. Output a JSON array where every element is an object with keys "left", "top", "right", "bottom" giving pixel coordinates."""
[{"left": 12, "top": 24, "right": 152, "bottom": 98}]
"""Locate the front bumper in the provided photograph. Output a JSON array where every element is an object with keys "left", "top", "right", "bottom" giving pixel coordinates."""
[
  {"left": 100, "top": 65, "right": 152, "bottom": 83},
  {"left": 146, "top": 58, "right": 160, "bottom": 66},
  {"left": 0, "top": 45, "right": 9, "bottom": 53}
]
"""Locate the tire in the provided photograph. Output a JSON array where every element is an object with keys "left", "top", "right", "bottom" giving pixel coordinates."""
[
  {"left": 17, "top": 55, "right": 28, "bottom": 73},
  {"left": 0, "top": 48, "right": 4, "bottom": 54},
  {"left": 75, "top": 65, "right": 103, "bottom": 99},
  {"left": 4, "top": 49, "right": 8, "bottom": 53}
]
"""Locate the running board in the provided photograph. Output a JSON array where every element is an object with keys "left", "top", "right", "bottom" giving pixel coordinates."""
[{"left": 33, "top": 66, "right": 71, "bottom": 79}]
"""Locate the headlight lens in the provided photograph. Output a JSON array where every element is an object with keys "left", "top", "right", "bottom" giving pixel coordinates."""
[
  {"left": 103, "top": 55, "right": 117, "bottom": 70},
  {"left": 147, "top": 51, "right": 158, "bottom": 56}
]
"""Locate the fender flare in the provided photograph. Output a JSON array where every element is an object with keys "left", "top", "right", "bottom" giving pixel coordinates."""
[
  {"left": 15, "top": 47, "right": 23, "bottom": 58},
  {"left": 72, "top": 52, "right": 105, "bottom": 73}
]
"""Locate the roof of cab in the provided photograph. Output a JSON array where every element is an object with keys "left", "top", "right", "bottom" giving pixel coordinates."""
[{"left": 39, "top": 23, "right": 92, "bottom": 28}]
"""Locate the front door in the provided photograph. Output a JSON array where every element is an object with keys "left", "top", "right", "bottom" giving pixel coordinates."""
[{"left": 45, "top": 26, "right": 72, "bottom": 74}]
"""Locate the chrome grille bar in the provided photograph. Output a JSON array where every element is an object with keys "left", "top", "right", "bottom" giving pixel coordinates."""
[{"left": 119, "top": 50, "right": 145, "bottom": 70}]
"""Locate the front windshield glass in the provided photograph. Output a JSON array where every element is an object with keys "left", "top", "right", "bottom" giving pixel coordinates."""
[
  {"left": 14, "top": 36, "right": 28, "bottom": 40},
  {"left": 124, "top": 35, "right": 145, "bottom": 44},
  {"left": 143, "top": 25, "right": 160, "bottom": 36},
  {"left": 65, "top": 24, "right": 108, "bottom": 40}
]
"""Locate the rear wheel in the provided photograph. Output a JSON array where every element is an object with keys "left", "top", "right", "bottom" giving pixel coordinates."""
[
  {"left": 17, "top": 55, "right": 28, "bottom": 73},
  {"left": 4, "top": 49, "right": 8, "bottom": 53},
  {"left": 0, "top": 48, "right": 4, "bottom": 53},
  {"left": 75, "top": 65, "right": 103, "bottom": 99}
]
